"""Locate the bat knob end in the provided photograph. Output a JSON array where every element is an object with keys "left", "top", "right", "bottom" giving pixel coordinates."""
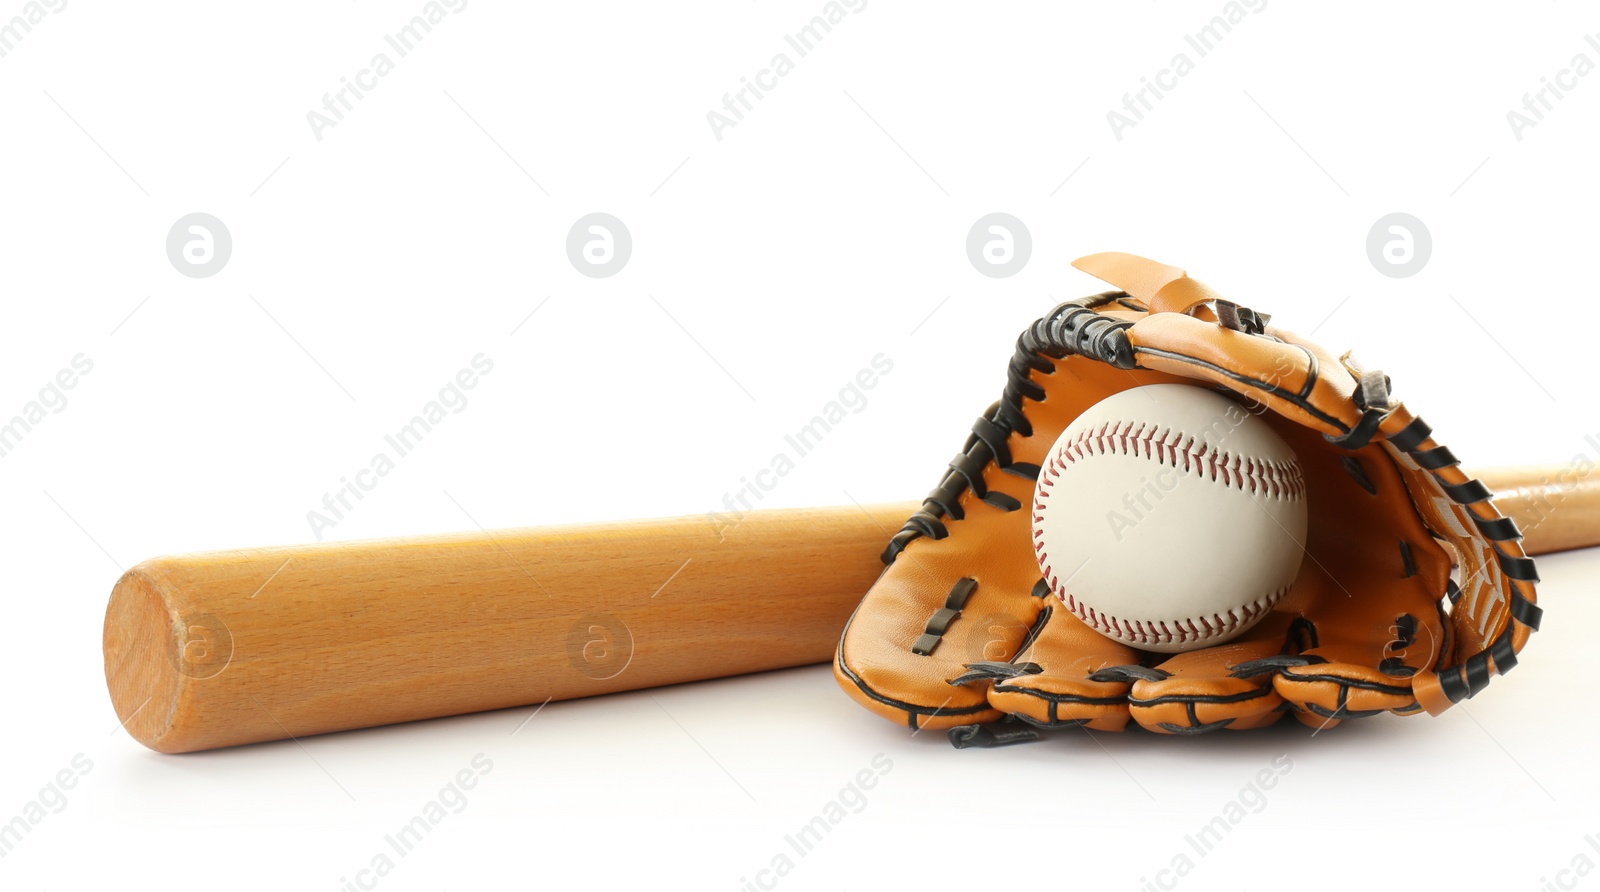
[{"left": 103, "top": 565, "right": 188, "bottom": 752}]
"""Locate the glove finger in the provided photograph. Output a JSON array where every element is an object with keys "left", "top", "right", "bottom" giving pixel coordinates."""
[
  {"left": 1266, "top": 427, "right": 1452, "bottom": 728},
  {"left": 1125, "top": 607, "right": 1296, "bottom": 735},
  {"left": 1275, "top": 567, "right": 1447, "bottom": 727},
  {"left": 835, "top": 502, "right": 1047, "bottom": 732},
  {"left": 984, "top": 603, "right": 1141, "bottom": 732}
]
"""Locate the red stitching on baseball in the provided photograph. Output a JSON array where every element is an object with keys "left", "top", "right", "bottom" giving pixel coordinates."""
[
  {"left": 1031, "top": 417, "right": 1304, "bottom": 647},
  {"left": 1051, "top": 582, "right": 1293, "bottom": 647},
  {"left": 1048, "top": 420, "right": 1306, "bottom": 500}
]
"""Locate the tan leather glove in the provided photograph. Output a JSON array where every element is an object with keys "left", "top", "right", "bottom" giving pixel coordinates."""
[{"left": 834, "top": 252, "right": 1541, "bottom": 746}]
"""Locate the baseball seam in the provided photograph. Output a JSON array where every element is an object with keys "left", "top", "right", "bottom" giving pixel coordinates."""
[
  {"left": 1051, "top": 419, "right": 1307, "bottom": 499},
  {"left": 1052, "top": 580, "right": 1292, "bottom": 648},
  {"left": 1032, "top": 418, "right": 1303, "bottom": 648}
]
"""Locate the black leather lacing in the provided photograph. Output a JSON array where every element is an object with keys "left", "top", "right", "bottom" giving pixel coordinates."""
[
  {"left": 949, "top": 717, "right": 1048, "bottom": 749},
  {"left": 882, "top": 292, "right": 1136, "bottom": 564},
  {"left": 1380, "top": 414, "right": 1543, "bottom": 703}
]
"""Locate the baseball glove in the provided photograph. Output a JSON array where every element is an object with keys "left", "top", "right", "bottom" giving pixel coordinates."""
[{"left": 834, "top": 252, "right": 1542, "bottom": 746}]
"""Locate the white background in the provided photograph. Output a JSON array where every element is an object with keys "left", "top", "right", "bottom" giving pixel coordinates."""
[{"left": 3, "top": 1, "right": 1598, "bottom": 889}]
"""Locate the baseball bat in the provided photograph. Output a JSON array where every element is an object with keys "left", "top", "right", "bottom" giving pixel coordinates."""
[
  {"left": 105, "top": 464, "right": 1600, "bottom": 753},
  {"left": 1473, "top": 465, "right": 1600, "bottom": 557},
  {"left": 103, "top": 504, "right": 905, "bottom": 754}
]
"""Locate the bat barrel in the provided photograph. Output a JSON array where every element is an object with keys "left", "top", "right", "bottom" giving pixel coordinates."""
[
  {"left": 1477, "top": 464, "right": 1600, "bottom": 556},
  {"left": 102, "top": 505, "right": 901, "bottom": 753}
]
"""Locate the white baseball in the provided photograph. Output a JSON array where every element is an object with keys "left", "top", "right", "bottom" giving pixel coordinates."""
[{"left": 1032, "top": 384, "right": 1308, "bottom": 653}]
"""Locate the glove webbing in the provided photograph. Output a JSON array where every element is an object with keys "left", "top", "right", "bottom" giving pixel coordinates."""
[{"left": 883, "top": 291, "right": 1135, "bottom": 563}]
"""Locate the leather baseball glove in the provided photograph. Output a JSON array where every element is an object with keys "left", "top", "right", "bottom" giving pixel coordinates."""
[{"left": 834, "top": 252, "right": 1542, "bottom": 746}]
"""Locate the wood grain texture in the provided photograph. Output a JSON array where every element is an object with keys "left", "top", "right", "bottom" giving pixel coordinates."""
[
  {"left": 103, "top": 504, "right": 904, "bottom": 753},
  {"left": 1475, "top": 464, "right": 1600, "bottom": 556}
]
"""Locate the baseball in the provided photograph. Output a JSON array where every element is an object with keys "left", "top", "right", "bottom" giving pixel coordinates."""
[{"left": 1032, "top": 384, "right": 1308, "bottom": 653}]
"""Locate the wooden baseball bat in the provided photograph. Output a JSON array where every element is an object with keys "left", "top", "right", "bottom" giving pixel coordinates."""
[
  {"left": 1474, "top": 465, "right": 1600, "bottom": 557},
  {"left": 104, "top": 465, "right": 1600, "bottom": 753},
  {"left": 103, "top": 504, "right": 906, "bottom": 754}
]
